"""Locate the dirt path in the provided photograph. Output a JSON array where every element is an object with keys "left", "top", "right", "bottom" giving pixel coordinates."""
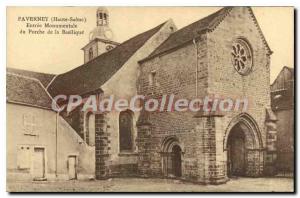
[{"left": 7, "top": 177, "right": 294, "bottom": 192}]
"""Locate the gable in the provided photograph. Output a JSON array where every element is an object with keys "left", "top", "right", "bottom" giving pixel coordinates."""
[
  {"left": 141, "top": 7, "right": 232, "bottom": 62},
  {"left": 271, "top": 66, "right": 294, "bottom": 110},
  {"left": 271, "top": 66, "right": 294, "bottom": 91},
  {"left": 206, "top": 7, "right": 272, "bottom": 60},
  {"left": 141, "top": 7, "right": 272, "bottom": 63},
  {"left": 245, "top": 7, "right": 272, "bottom": 55}
]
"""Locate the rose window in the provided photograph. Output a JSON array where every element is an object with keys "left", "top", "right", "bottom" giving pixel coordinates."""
[{"left": 231, "top": 39, "right": 253, "bottom": 75}]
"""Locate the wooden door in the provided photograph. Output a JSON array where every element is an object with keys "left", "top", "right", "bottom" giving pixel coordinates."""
[
  {"left": 68, "top": 156, "right": 77, "bottom": 180},
  {"left": 172, "top": 145, "right": 182, "bottom": 177},
  {"left": 33, "top": 148, "right": 45, "bottom": 179},
  {"left": 229, "top": 136, "right": 245, "bottom": 176}
]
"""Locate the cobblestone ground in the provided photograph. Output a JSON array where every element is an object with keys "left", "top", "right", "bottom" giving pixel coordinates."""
[{"left": 7, "top": 177, "right": 294, "bottom": 192}]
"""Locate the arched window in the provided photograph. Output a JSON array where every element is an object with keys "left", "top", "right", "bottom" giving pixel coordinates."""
[
  {"left": 119, "top": 110, "right": 134, "bottom": 152},
  {"left": 89, "top": 48, "right": 93, "bottom": 60},
  {"left": 85, "top": 112, "right": 95, "bottom": 146}
]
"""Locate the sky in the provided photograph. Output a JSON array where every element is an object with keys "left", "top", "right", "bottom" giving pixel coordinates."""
[{"left": 7, "top": 7, "right": 294, "bottom": 83}]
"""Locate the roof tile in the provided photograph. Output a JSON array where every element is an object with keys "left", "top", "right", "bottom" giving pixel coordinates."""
[
  {"left": 7, "top": 67, "right": 56, "bottom": 88},
  {"left": 7, "top": 73, "right": 53, "bottom": 109},
  {"left": 144, "top": 7, "right": 233, "bottom": 60},
  {"left": 48, "top": 21, "right": 167, "bottom": 97}
]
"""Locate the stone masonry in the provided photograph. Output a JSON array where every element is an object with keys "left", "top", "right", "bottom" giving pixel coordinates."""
[{"left": 137, "top": 7, "right": 276, "bottom": 184}]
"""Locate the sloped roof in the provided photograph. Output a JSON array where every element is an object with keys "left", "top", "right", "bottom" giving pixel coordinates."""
[
  {"left": 141, "top": 6, "right": 272, "bottom": 62},
  {"left": 7, "top": 73, "right": 54, "bottom": 109},
  {"left": 141, "top": 7, "right": 233, "bottom": 62},
  {"left": 7, "top": 67, "right": 56, "bottom": 88},
  {"left": 271, "top": 66, "right": 294, "bottom": 89},
  {"left": 48, "top": 21, "right": 167, "bottom": 97},
  {"left": 285, "top": 66, "right": 294, "bottom": 76},
  {"left": 270, "top": 66, "right": 294, "bottom": 111}
]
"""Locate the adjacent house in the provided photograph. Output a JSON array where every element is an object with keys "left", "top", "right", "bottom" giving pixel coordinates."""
[
  {"left": 271, "top": 66, "right": 294, "bottom": 175},
  {"left": 7, "top": 71, "right": 94, "bottom": 181}
]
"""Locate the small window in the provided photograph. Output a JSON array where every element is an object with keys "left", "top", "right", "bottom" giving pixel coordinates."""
[
  {"left": 89, "top": 48, "right": 93, "bottom": 60},
  {"left": 149, "top": 71, "right": 157, "bottom": 86},
  {"left": 103, "top": 14, "right": 107, "bottom": 25},
  {"left": 99, "top": 13, "right": 103, "bottom": 19},
  {"left": 23, "top": 113, "right": 37, "bottom": 135}
]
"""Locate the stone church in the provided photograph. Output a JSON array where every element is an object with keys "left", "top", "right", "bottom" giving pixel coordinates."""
[
  {"left": 136, "top": 7, "right": 277, "bottom": 184},
  {"left": 137, "top": 7, "right": 276, "bottom": 183},
  {"left": 8, "top": 7, "right": 278, "bottom": 184}
]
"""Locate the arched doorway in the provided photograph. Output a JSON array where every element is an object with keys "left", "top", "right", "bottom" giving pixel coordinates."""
[
  {"left": 172, "top": 145, "right": 182, "bottom": 177},
  {"left": 161, "top": 136, "right": 183, "bottom": 178},
  {"left": 224, "top": 113, "right": 263, "bottom": 178},
  {"left": 227, "top": 124, "right": 246, "bottom": 176}
]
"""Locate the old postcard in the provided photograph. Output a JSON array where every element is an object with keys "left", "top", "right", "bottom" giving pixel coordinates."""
[{"left": 6, "top": 6, "right": 294, "bottom": 192}]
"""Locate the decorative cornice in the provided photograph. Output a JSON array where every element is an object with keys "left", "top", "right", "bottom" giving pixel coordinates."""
[
  {"left": 247, "top": 7, "right": 273, "bottom": 55},
  {"left": 207, "top": 7, "right": 234, "bottom": 32}
]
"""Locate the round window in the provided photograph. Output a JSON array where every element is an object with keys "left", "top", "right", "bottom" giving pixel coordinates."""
[{"left": 231, "top": 39, "right": 253, "bottom": 75}]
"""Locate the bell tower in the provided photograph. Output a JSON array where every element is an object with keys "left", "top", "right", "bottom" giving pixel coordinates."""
[
  {"left": 82, "top": 7, "right": 119, "bottom": 63},
  {"left": 96, "top": 7, "right": 109, "bottom": 26}
]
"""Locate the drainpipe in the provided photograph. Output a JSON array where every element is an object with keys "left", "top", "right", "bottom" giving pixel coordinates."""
[
  {"left": 193, "top": 38, "right": 198, "bottom": 98},
  {"left": 55, "top": 112, "right": 58, "bottom": 178}
]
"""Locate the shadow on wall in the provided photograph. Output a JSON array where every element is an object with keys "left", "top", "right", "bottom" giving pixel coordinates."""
[{"left": 57, "top": 116, "right": 95, "bottom": 180}]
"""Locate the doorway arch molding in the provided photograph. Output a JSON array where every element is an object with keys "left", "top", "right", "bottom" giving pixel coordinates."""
[
  {"left": 160, "top": 135, "right": 184, "bottom": 177},
  {"left": 223, "top": 113, "right": 263, "bottom": 151},
  {"left": 160, "top": 135, "right": 184, "bottom": 153}
]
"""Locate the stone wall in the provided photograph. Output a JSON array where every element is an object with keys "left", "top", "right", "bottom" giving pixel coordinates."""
[
  {"left": 137, "top": 7, "right": 273, "bottom": 183},
  {"left": 93, "top": 20, "right": 177, "bottom": 178},
  {"left": 207, "top": 7, "right": 272, "bottom": 176},
  {"left": 137, "top": 35, "right": 209, "bottom": 182}
]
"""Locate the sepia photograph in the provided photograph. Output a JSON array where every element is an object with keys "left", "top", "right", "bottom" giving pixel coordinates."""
[{"left": 6, "top": 6, "right": 294, "bottom": 192}]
